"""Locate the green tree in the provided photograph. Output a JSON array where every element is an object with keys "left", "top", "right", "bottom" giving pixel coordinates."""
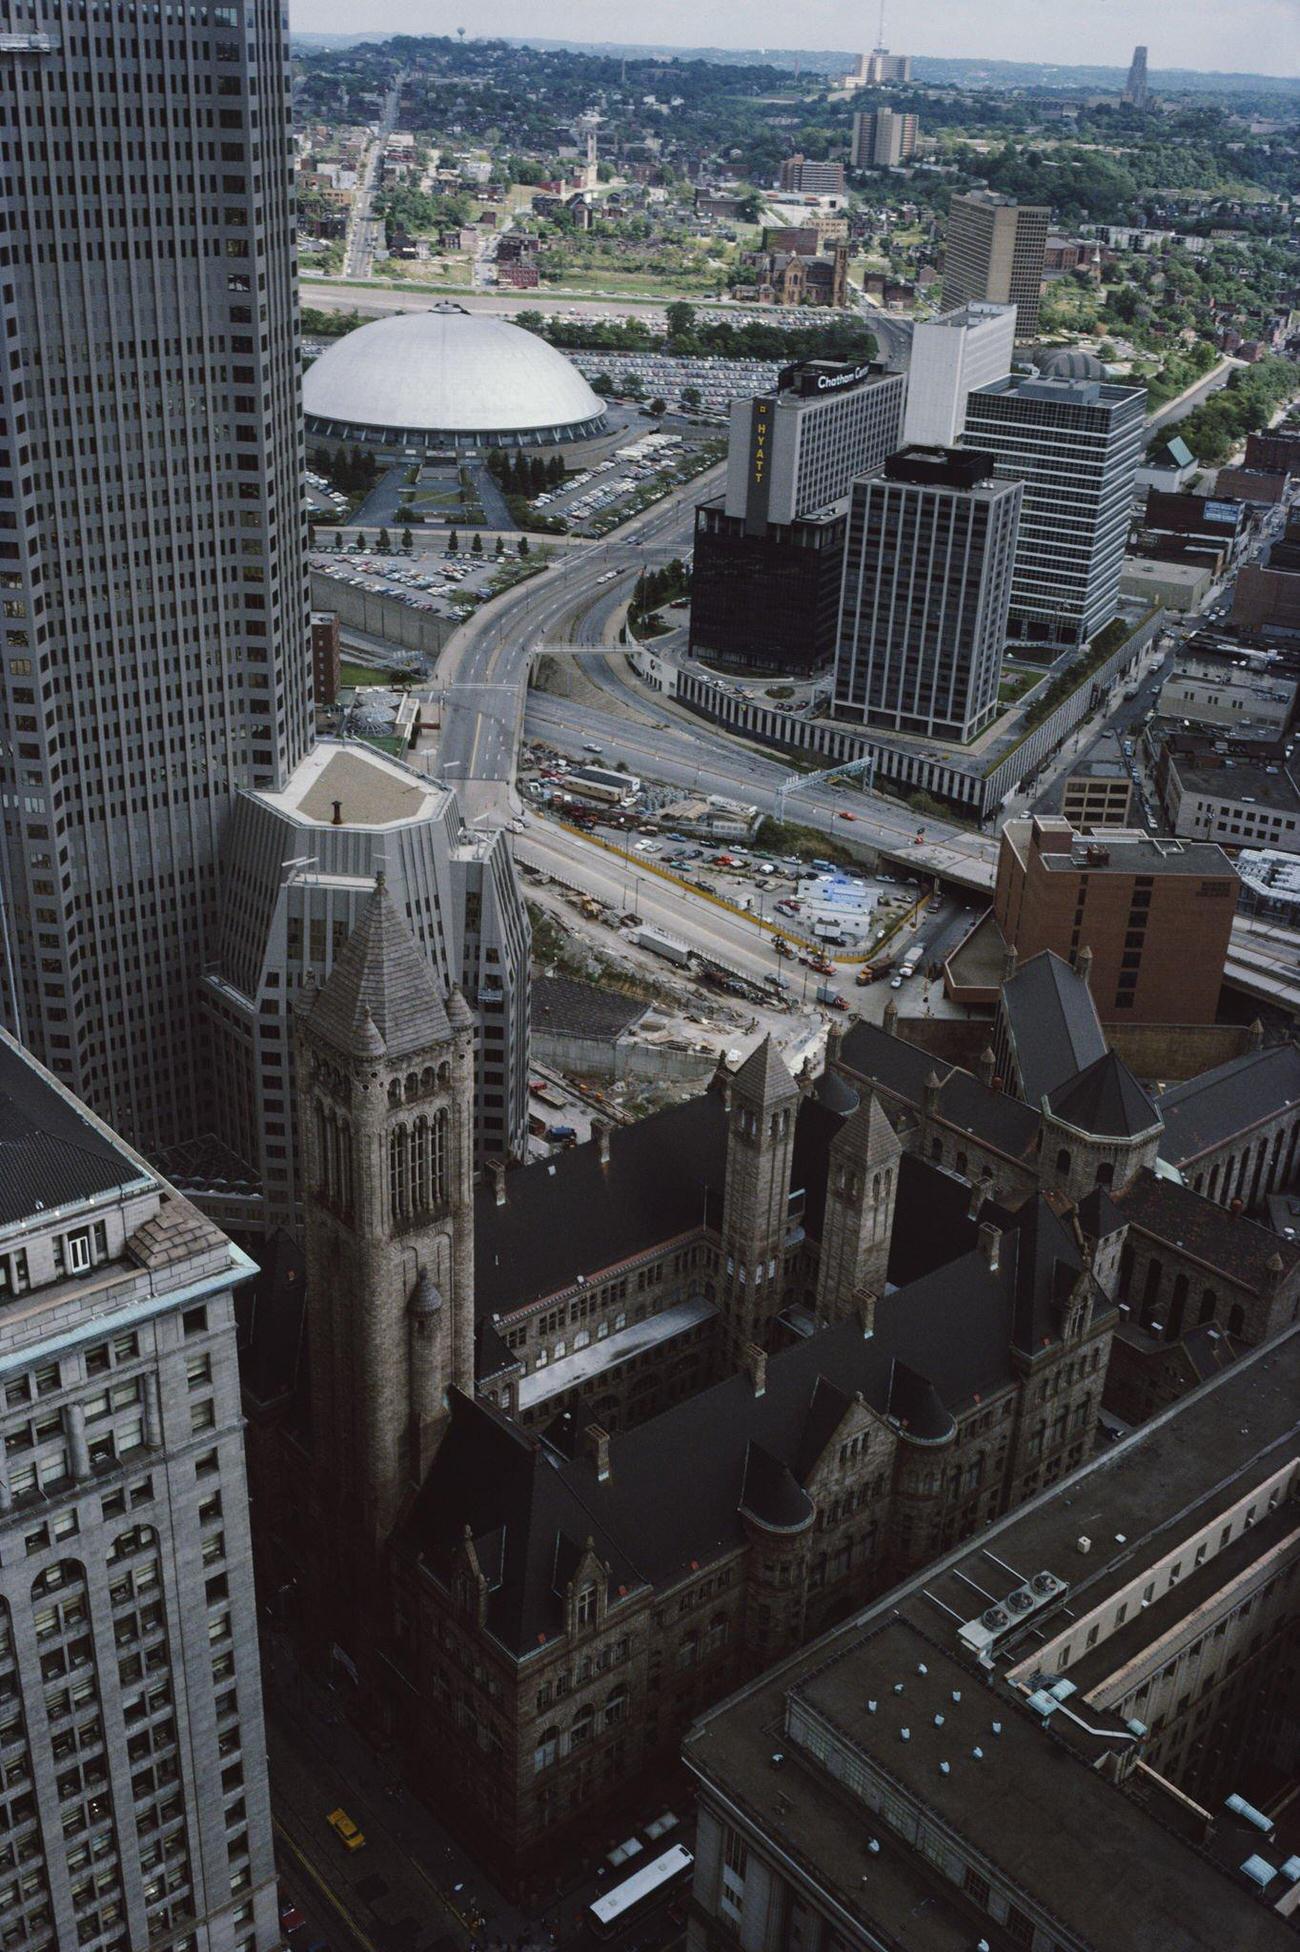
[
  {"left": 681, "top": 384, "right": 702, "bottom": 412},
  {"left": 471, "top": 532, "right": 484, "bottom": 556},
  {"left": 648, "top": 396, "right": 666, "bottom": 417},
  {"left": 665, "top": 300, "right": 697, "bottom": 344},
  {"left": 401, "top": 528, "right": 413, "bottom": 551},
  {"left": 495, "top": 535, "right": 505, "bottom": 557},
  {"left": 528, "top": 456, "right": 547, "bottom": 494},
  {"left": 352, "top": 532, "right": 367, "bottom": 551},
  {"left": 333, "top": 530, "right": 344, "bottom": 552},
  {"left": 518, "top": 536, "right": 530, "bottom": 557},
  {"left": 377, "top": 526, "right": 391, "bottom": 552},
  {"left": 448, "top": 528, "right": 459, "bottom": 553},
  {"left": 621, "top": 371, "right": 645, "bottom": 400}
]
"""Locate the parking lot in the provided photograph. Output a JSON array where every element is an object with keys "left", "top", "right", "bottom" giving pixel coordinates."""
[
  {"left": 524, "top": 427, "right": 724, "bottom": 537},
  {"left": 309, "top": 542, "right": 549, "bottom": 628},
  {"left": 569, "top": 349, "right": 782, "bottom": 422}
]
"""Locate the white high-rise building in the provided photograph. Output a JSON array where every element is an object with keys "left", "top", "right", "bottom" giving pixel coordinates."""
[
  {"left": 965, "top": 362, "right": 1147, "bottom": 649},
  {"left": 0, "top": 1, "right": 310, "bottom": 1155},
  {"left": 903, "top": 303, "right": 1018, "bottom": 448}
]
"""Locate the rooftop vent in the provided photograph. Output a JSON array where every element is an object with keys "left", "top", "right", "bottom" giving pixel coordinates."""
[{"left": 960, "top": 1569, "right": 1070, "bottom": 1658}]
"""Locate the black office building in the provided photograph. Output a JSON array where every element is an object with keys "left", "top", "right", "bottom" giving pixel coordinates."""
[{"left": 689, "top": 500, "right": 847, "bottom": 674}]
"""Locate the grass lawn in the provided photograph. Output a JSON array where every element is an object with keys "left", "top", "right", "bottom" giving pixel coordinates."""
[{"left": 340, "top": 659, "right": 391, "bottom": 687}]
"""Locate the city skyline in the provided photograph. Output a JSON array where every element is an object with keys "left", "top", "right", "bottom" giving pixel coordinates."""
[{"left": 287, "top": 4, "right": 1296, "bottom": 80}]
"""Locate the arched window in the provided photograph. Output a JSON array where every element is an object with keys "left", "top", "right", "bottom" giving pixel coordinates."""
[
  {"left": 955, "top": 1151, "right": 968, "bottom": 1177},
  {"left": 389, "top": 1124, "right": 410, "bottom": 1224},
  {"left": 1096, "top": 1161, "right": 1114, "bottom": 1188},
  {"left": 1198, "top": 1287, "right": 1217, "bottom": 1327},
  {"left": 1166, "top": 1272, "right": 1188, "bottom": 1342},
  {"left": 604, "top": 1686, "right": 627, "bottom": 1727},
  {"left": 871, "top": 1172, "right": 880, "bottom": 1203},
  {"left": 438, "top": 1061, "right": 451, "bottom": 1088},
  {"left": 421, "top": 1066, "right": 436, "bottom": 1092},
  {"left": 432, "top": 1108, "right": 450, "bottom": 1206},
  {"left": 569, "top": 1705, "right": 594, "bottom": 1749},
  {"left": 411, "top": 1117, "right": 431, "bottom": 1213},
  {"left": 1228, "top": 1303, "right": 1245, "bottom": 1337},
  {"left": 405, "top": 1072, "right": 419, "bottom": 1101},
  {"left": 1056, "top": 1148, "right": 1072, "bottom": 1177},
  {"left": 388, "top": 1079, "right": 403, "bottom": 1108}
]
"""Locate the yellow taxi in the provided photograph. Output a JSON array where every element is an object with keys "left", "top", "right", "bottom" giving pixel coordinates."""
[{"left": 326, "top": 1807, "right": 366, "bottom": 1852}]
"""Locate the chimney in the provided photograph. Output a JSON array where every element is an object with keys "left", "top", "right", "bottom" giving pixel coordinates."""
[
  {"left": 923, "top": 1070, "right": 943, "bottom": 1119},
  {"left": 1075, "top": 943, "right": 1093, "bottom": 990},
  {"left": 856, "top": 1288, "right": 877, "bottom": 1340},
  {"left": 490, "top": 1160, "right": 507, "bottom": 1206},
  {"left": 592, "top": 1117, "right": 612, "bottom": 1166},
  {"left": 978, "top": 1222, "right": 1001, "bottom": 1272},
  {"left": 331, "top": 798, "right": 344, "bottom": 827},
  {"left": 826, "top": 1021, "right": 844, "bottom": 1067},
  {"left": 883, "top": 996, "right": 899, "bottom": 1036},
  {"left": 1001, "top": 944, "right": 1018, "bottom": 982},
  {"left": 967, "top": 1177, "right": 986, "bottom": 1221},
  {"left": 587, "top": 1422, "right": 611, "bottom": 1483},
  {"left": 1249, "top": 1017, "right": 1265, "bottom": 1051},
  {"left": 743, "top": 1342, "right": 767, "bottom": 1397},
  {"left": 978, "top": 1046, "right": 996, "bottom": 1088}
]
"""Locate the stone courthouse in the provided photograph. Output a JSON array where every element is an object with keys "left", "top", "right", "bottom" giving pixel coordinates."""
[{"left": 242, "top": 877, "right": 1300, "bottom": 1890}]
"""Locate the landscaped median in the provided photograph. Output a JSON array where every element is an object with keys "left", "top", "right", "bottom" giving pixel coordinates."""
[{"left": 983, "top": 605, "right": 1161, "bottom": 785}]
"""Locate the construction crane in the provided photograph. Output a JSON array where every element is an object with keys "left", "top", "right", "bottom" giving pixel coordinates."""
[{"left": 774, "top": 751, "right": 877, "bottom": 820}]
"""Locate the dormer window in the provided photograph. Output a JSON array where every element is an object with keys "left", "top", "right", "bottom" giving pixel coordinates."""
[
  {"left": 576, "top": 1584, "right": 598, "bottom": 1628},
  {"left": 51, "top": 1223, "right": 107, "bottom": 1279}
]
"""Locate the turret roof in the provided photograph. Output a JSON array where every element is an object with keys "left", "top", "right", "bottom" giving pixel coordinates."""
[{"left": 308, "top": 878, "right": 452, "bottom": 1060}]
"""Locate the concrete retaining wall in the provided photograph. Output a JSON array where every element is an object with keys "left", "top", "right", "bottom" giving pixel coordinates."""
[{"left": 310, "top": 571, "right": 455, "bottom": 663}]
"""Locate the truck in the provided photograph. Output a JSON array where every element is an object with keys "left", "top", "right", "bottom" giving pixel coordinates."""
[
  {"left": 547, "top": 1124, "right": 578, "bottom": 1144},
  {"left": 631, "top": 925, "right": 693, "bottom": 969},
  {"left": 899, "top": 959, "right": 917, "bottom": 980},
  {"left": 816, "top": 985, "right": 848, "bottom": 1010}
]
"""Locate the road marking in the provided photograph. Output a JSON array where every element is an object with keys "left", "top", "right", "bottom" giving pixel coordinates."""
[{"left": 274, "top": 1815, "right": 382, "bottom": 1952}]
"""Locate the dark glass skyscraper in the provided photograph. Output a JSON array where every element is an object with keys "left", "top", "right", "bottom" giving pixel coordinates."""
[{"left": 0, "top": 1, "right": 310, "bottom": 1152}]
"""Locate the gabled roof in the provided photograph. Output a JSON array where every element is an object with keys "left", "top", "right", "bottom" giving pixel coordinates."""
[
  {"left": 1119, "top": 1168, "right": 1300, "bottom": 1293},
  {"left": 308, "top": 877, "right": 452, "bottom": 1059},
  {"left": 1156, "top": 1044, "right": 1300, "bottom": 1167},
  {"left": 1001, "top": 951, "right": 1107, "bottom": 1107},
  {"left": 1048, "top": 1051, "right": 1161, "bottom": 1140},
  {"left": 0, "top": 1033, "right": 147, "bottom": 1229},
  {"left": 473, "top": 1089, "right": 729, "bottom": 1319},
  {"left": 839, "top": 1022, "right": 1040, "bottom": 1165}
]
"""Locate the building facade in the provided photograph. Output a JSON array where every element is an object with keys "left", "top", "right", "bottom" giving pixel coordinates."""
[
  {"left": 993, "top": 817, "right": 1239, "bottom": 1024},
  {"left": 850, "top": 109, "right": 918, "bottom": 168},
  {"left": 310, "top": 613, "right": 342, "bottom": 710},
  {"left": 0, "top": 1028, "right": 277, "bottom": 1952},
  {"left": 683, "top": 1329, "right": 1300, "bottom": 1952},
  {"left": 691, "top": 362, "right": 905, "bottom": 674},
  {"left": 0, "top": 0, "right": 311, "bottom": 1155},
  {"left": 200, "top": 741, "right": 530, "bottom": 1234},
  {"left": 940, "top": 192, "right": 1049, "bottom": 337},
  {"left": 834, "top": 448, "right": 1022, "bottom": 742},
  {"left": 964, "top": 373, "right": 1147, "bottom": 648},
  {"left": 901, "top": 302, "right": 1017, "bottom": 449},
  {"left": 777, "top": 156, "right": 845, "bottom": 196}
]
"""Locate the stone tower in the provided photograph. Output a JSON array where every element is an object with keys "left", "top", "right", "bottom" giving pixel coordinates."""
[
  {"left": 719, "top": 1037, "right": 801, "bottom": 1360},
  {"left": 1040, "top": 1051, "right": 1163, "bottom": 1204},
  {"left": 815, "top": 1090, "right": 902, "bottom": 1320},
  {"left": 296, "top": 875, "right": 476, "bottom": 1551}
]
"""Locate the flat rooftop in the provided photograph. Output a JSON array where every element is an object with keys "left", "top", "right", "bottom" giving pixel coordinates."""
[
  {"left": 685, "top": 1327, "right": 1300, "bottom": 1952},
  {"left": 1167, "top": 749, "right": 1300, "bottom": 813},
  {"left": 252, "top": 741, "right": 447, "bottom": 829},
  {"left": 1123, "top": 556, "right": 1211, "bottom": 588}
]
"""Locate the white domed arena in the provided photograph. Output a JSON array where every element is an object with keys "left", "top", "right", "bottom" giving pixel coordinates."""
[{"left": 302, "top": 302, "right": 608, "bottom": 454}]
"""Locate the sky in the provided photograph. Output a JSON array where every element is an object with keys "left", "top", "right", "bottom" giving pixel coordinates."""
[{"left": 288, "top": 0, "right": 1299, "bottom": 78}]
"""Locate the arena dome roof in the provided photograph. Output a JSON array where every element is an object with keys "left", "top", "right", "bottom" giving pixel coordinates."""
[
  {"left": 1035, "top": 346, "right": 1105, "bottom": 382},
  {"left": 302, "top": 304, "right": 607, "bottom": 447}
]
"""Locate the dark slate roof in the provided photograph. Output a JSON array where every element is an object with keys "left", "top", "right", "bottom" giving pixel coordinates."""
[
  {"left": 839, "top": 1022, "right": 1040, "bottom": 1165},
  {"left": 1077, "top": 1182, "right": 1126, "bottom": 1242},
  {"left": 1047, "top": 1051, "right": 1161, "bottom": 1140},
  {"left": 886, "top": 1152, "right": 993, "bottom": 1289},
  {"left": 813, "top": 1065, "right": 860, "bottom": 1119},
  {"left": 474, "top": 1089, "right": 729, "bottom": 1318},
  {"left": 1156, "top": 1044, "right": 1300, "bottom": 1166},
  {"left": 1118, "top": 1168, "right": 1300, "bottom": 1293},
  {"left": 1001, "top": 951, "right": 1106, "bottom": 1107},
  {"left": 789, "top": 1095, "right": 841, "bottom": 1244},
  {"left": 530, "top": 975, "right": 647, "bottom": 1044},
  {"left": 1005, "top": 1196, "right": 1098, "bottom": 1355},
  {"left": 0, "top": 1035, "right": 147, "bottom": 1229},
  {"left": 407, "top": 1202, "right": 1085, "bottom": 1654},
  {"left": 308, "top": 878, "right": 453, "bottom": 1058},
  {"left": 739, "top": 1441, "right": 815, "bottom": 1531}
]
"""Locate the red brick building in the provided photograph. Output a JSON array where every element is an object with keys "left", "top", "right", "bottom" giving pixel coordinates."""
[
  {"left": 993, "top": 816, "right": 1238, "bottom": 1024},
  {"left": 310, "top": 609, "right": 341, "bottom": 707}
]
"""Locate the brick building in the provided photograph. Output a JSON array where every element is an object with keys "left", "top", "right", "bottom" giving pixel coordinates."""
[
  {"left": 310, "top": 610, "right": 341, "bottom": 708},
  {"left": 993, "top": 816, "right": 1238, "bottom": 1023}
]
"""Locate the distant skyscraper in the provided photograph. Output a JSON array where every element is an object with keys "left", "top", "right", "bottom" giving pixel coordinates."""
[
  {"left": 0, "top": 1025, "right": 278, "bottom": 1951},
  {"left": 903, "top": 302, "right": 1017, "bottom": 447},
  {"left": 834, "top": 448, "right": 1022, "bottom": 742},
  {"left": 851, "top": 107, "right": 919, "bottom": 168},
  {"left": 965, "top": 360, "right": 1146, "bottom": 649},
  {"left": 942, "top": 192, "right": 1050, "bottom": 338},
  {"left": 0, "top": 3, "right": 310, "bottom": 1154},
  {"left": 1123, "top": 44, "right": 1151, "bottom": 107}
]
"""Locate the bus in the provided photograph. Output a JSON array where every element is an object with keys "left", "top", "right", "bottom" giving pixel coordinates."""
[{"left": 583, "top": 1843, "right": 694, "bottom": 1939}]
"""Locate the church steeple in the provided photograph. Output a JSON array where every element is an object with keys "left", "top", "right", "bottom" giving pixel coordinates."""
[
  {"left": 719, "top": 1036, "right": 801, "bottom": 1361},
  {"left": 298, "top": 877, "right": 476, "bottom": 1549}
]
